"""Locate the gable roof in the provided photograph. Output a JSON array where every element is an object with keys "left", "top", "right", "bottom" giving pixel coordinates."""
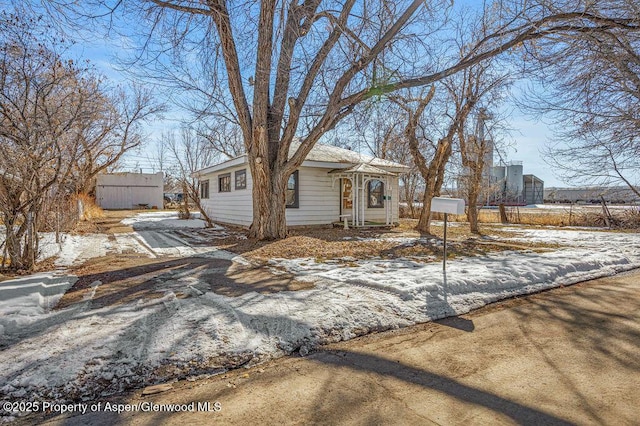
[
  {"left": 194, "top": 142, "right": 409, "bottom": 176},
  {"left": 291, "top": 141, "right": 407, "bottom": 170}
]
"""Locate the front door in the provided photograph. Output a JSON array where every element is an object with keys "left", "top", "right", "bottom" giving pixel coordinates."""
[{"left": 341, "top": 178, "right": 353, "bottom": 221}]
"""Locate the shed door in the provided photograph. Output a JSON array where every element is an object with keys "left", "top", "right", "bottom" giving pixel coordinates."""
[{"left": 101, "top": 186, "right": 132, "bottom": 209}]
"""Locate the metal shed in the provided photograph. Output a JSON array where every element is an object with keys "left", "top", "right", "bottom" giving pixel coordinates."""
[
  {"left": 523, "top": 174, "right": 544, "bottom": 205},
  {"left": 96, "top": 172, "right": 164, "bottom": 210}
]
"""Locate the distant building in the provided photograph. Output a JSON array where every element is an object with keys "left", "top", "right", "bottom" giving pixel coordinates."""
[
  {"left": 96, "top": 172, "right": 164, "bottom": 209},
  {"left": 523, "top": 175, "right": 545, "bottom": 205},
  {"left": 457, "top": 110, "right": 544, "bottom": 206},
  {"left": 544, "top": 186, "right": 640, "bottom": 204},
  {"left": 486, "top": 162, "right": 544, "bottom": 205}
]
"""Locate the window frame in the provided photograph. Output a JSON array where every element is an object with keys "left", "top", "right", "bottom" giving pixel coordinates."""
[
  {"left": 367, "top": 179, "right": 384, "bottom": 208},
  {"left": 218, "top": 173, "right": 231, "bottom": 193},
  {"left": 286, "top": 170, "right": 299, "bottom": 209},
  {"left": 199, "top": 179, "right": 210, "bottom": 199},
  {"left": 235, "top": 169, "right": 247, "bottom": 190}
]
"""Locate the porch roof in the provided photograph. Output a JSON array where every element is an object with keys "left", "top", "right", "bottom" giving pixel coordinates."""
[{"left": 328, "top": 163, "right": 397, "bottom": 176}]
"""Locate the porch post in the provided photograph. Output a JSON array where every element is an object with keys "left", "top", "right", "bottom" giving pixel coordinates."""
[
  {"left": 361, "top": 175, "right": 367, "bottom": 227},
  {"left": 353, "top": 173, "right": 358, "bottom": 227},
  {"left": 386, "top": 176, "right": 391, "bottom": 225}
]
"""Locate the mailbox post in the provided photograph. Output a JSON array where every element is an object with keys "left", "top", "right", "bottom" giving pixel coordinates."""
[{"left": 430, "top": 197, "right": 465, "bottom": 271}]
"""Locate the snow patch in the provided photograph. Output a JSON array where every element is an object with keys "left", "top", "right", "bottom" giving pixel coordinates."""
[
  {"left": 121, "top": 211, "right": 218, "bottom": 230},
  {"left": 0, "top": 273, "right": 77, "bottom": 338}
]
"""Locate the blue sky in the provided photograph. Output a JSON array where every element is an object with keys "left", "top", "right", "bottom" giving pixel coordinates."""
[{"left": 503, "top": 115, "right": 565, "bottom": 188}]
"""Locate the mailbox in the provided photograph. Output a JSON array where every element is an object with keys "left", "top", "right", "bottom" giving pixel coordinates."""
[
  {"left": 430, "top": 197, "right": 465, "bottom": 272},
  {"left": 430, "top": 197, "right": 465, "bottom": 214}
]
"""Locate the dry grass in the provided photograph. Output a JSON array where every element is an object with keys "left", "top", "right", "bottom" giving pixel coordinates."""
[
  {"left": 617, "top": 208, "right": 640, "bottom": 229},
  {"left": 7, "top": 205, "right": 633, "bottom": 279},
  {"left": 439, "top": 208, "right": 570, "bottom": 226},
  {"left": 210, "top": 220, "right": 556, "bottom": 265},
  {"left": 425, "top": 205, "right": 640, "bottom": 229},
  {"left": 77, "top": 193, "right": 105, "bottom": 221},
  {"left": 476, "top": 209, "right": 571, "bottom": 226}
]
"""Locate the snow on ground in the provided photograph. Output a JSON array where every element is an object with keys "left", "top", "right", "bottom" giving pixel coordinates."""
[
  {"left": 33, "top": 212, "right": 231, "bottom": 266},
  {"left": 1, "top": 215, "right": 639, "bottom": 408},
  {"left": 272, "top": 235, "right": 638, "bottom": 305},
  {"left": 526, "top": 203, "right": 639, "bottom": 211},
  {"left": 37, "top": 233, "right": 155, "bottom": 267},
  {"left": 120, "top": 211, "right": 216, "bottom": 230},
  {"left": 0, "top": 273, "right": 77, "bottom": 338},
  {"left": 499, "top": 226, "right": 639, "bottom": 247}
]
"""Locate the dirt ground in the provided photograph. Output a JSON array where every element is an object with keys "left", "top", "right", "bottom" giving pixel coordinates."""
[
  {"left": 56, "top": 211, "right": 321, "bottom": 309},
  {"left": 25, "top": 268, "right": 640, "bottom": 426},
  {"left": 83, "top": 210, "right": 557, "bottom": 262}
]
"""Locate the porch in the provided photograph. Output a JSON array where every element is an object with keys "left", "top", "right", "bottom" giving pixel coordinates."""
[{"left": 329, "top": 163, "right": 397, "bottom": 228}]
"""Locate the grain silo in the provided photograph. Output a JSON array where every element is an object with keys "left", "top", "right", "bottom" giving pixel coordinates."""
[
  {"left": 490, "top": 165, "right": 506, "bottom": 182},
  {"left": 506, "top": 161, "right": 524, "bottom": 200}
]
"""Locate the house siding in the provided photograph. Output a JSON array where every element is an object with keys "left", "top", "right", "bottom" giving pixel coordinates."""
[
  {"left": 200, "top": 164, "right": 253, "bottom": 227},
  {"left": 286, "top": 167, "right": 340, "bottom": 226},
  {"left": 199, "top": 164, "right": 400, "bottom": 227}
]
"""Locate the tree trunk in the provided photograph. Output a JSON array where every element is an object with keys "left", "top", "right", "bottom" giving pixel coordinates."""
[
  {"left": 194, "top": 200, "right": 214, "bottom": 228},
  {"left": 465, "top": 162, "right": 483, "bottom": 234},
  {"left": 184, "top": 179, "right": 215, "bottom": 228},
  {"left": 417, "top": 188, "right": 435, "bottom": 233},
  {"left": 499, "top": 203, "right": 509, "bottom": 224},
  {"left": 180, "top": 181, "right": 191, "bottom": 219},
  {"left": 3, "top": 216, "right": 24, "bottom": 270},
  {"left": 467, "top": 189, "right": 480, "bottom": 233},
  {"left": 249, "top": 159, "right": 288, "bottom": 240},
  {"left": 415, "top": 137, "right": 453, "bottom": 234},
  {"left": 24, "top": 212, "right": 35, "bottom": 268}
]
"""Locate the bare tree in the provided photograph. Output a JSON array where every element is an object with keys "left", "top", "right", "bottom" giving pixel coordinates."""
[
  {"left": 394, "top": 84, "right": 478, "bottom": 234},
  {"left": 70, "top": 84, "right": 164, "bottom": 194},
  {"left": 199, "top": 121, "right": 245, "bottom": 160},
  {"left": 522, "top": 1, "right": 640, "bottom": 196},
  {"left": 165, "top": 128, "right": 218, "bottom": 227},
  {"left": 343, "top": 101, "right": 425, "bottom": 217},
  {"left": 344, "top": 100, "right": 405, "bottom": 158},
  {"left": 0, "top": 11, "right": 89, "bottom": 269},
  {"left": 0, "top": 6, "right": 162, "bottom": 270},
  {"left": 46, "top": 0, "right": 640, "bottom": 238},
  {"left": 451, "top": 65, "right": 511, "bottom": 232}
]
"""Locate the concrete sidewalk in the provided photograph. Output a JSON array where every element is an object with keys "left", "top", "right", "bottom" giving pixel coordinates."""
[{"left": 34, "top": 269, "right": 640, "bottom": 425}]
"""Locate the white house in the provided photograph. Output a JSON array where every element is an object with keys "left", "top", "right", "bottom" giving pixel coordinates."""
[{"left": 194, "top": 143, "right": 409, "bottom": 228}]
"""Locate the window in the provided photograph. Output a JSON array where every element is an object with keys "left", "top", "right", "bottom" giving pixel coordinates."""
[
  {"left": 368, "top": 180, "right": 384, "bottom": 208},
  {"left": 218, "top": 173, "right": 231, "bottom": 192},
  {"left": 199, "top": 180, "right": 210, "bottom": 199},
  {"left": 235, "top": 169, "right": 247, "bottom": 190},
  {"left": 286, "top": 170, "right": 299, "bottom": 208}
]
